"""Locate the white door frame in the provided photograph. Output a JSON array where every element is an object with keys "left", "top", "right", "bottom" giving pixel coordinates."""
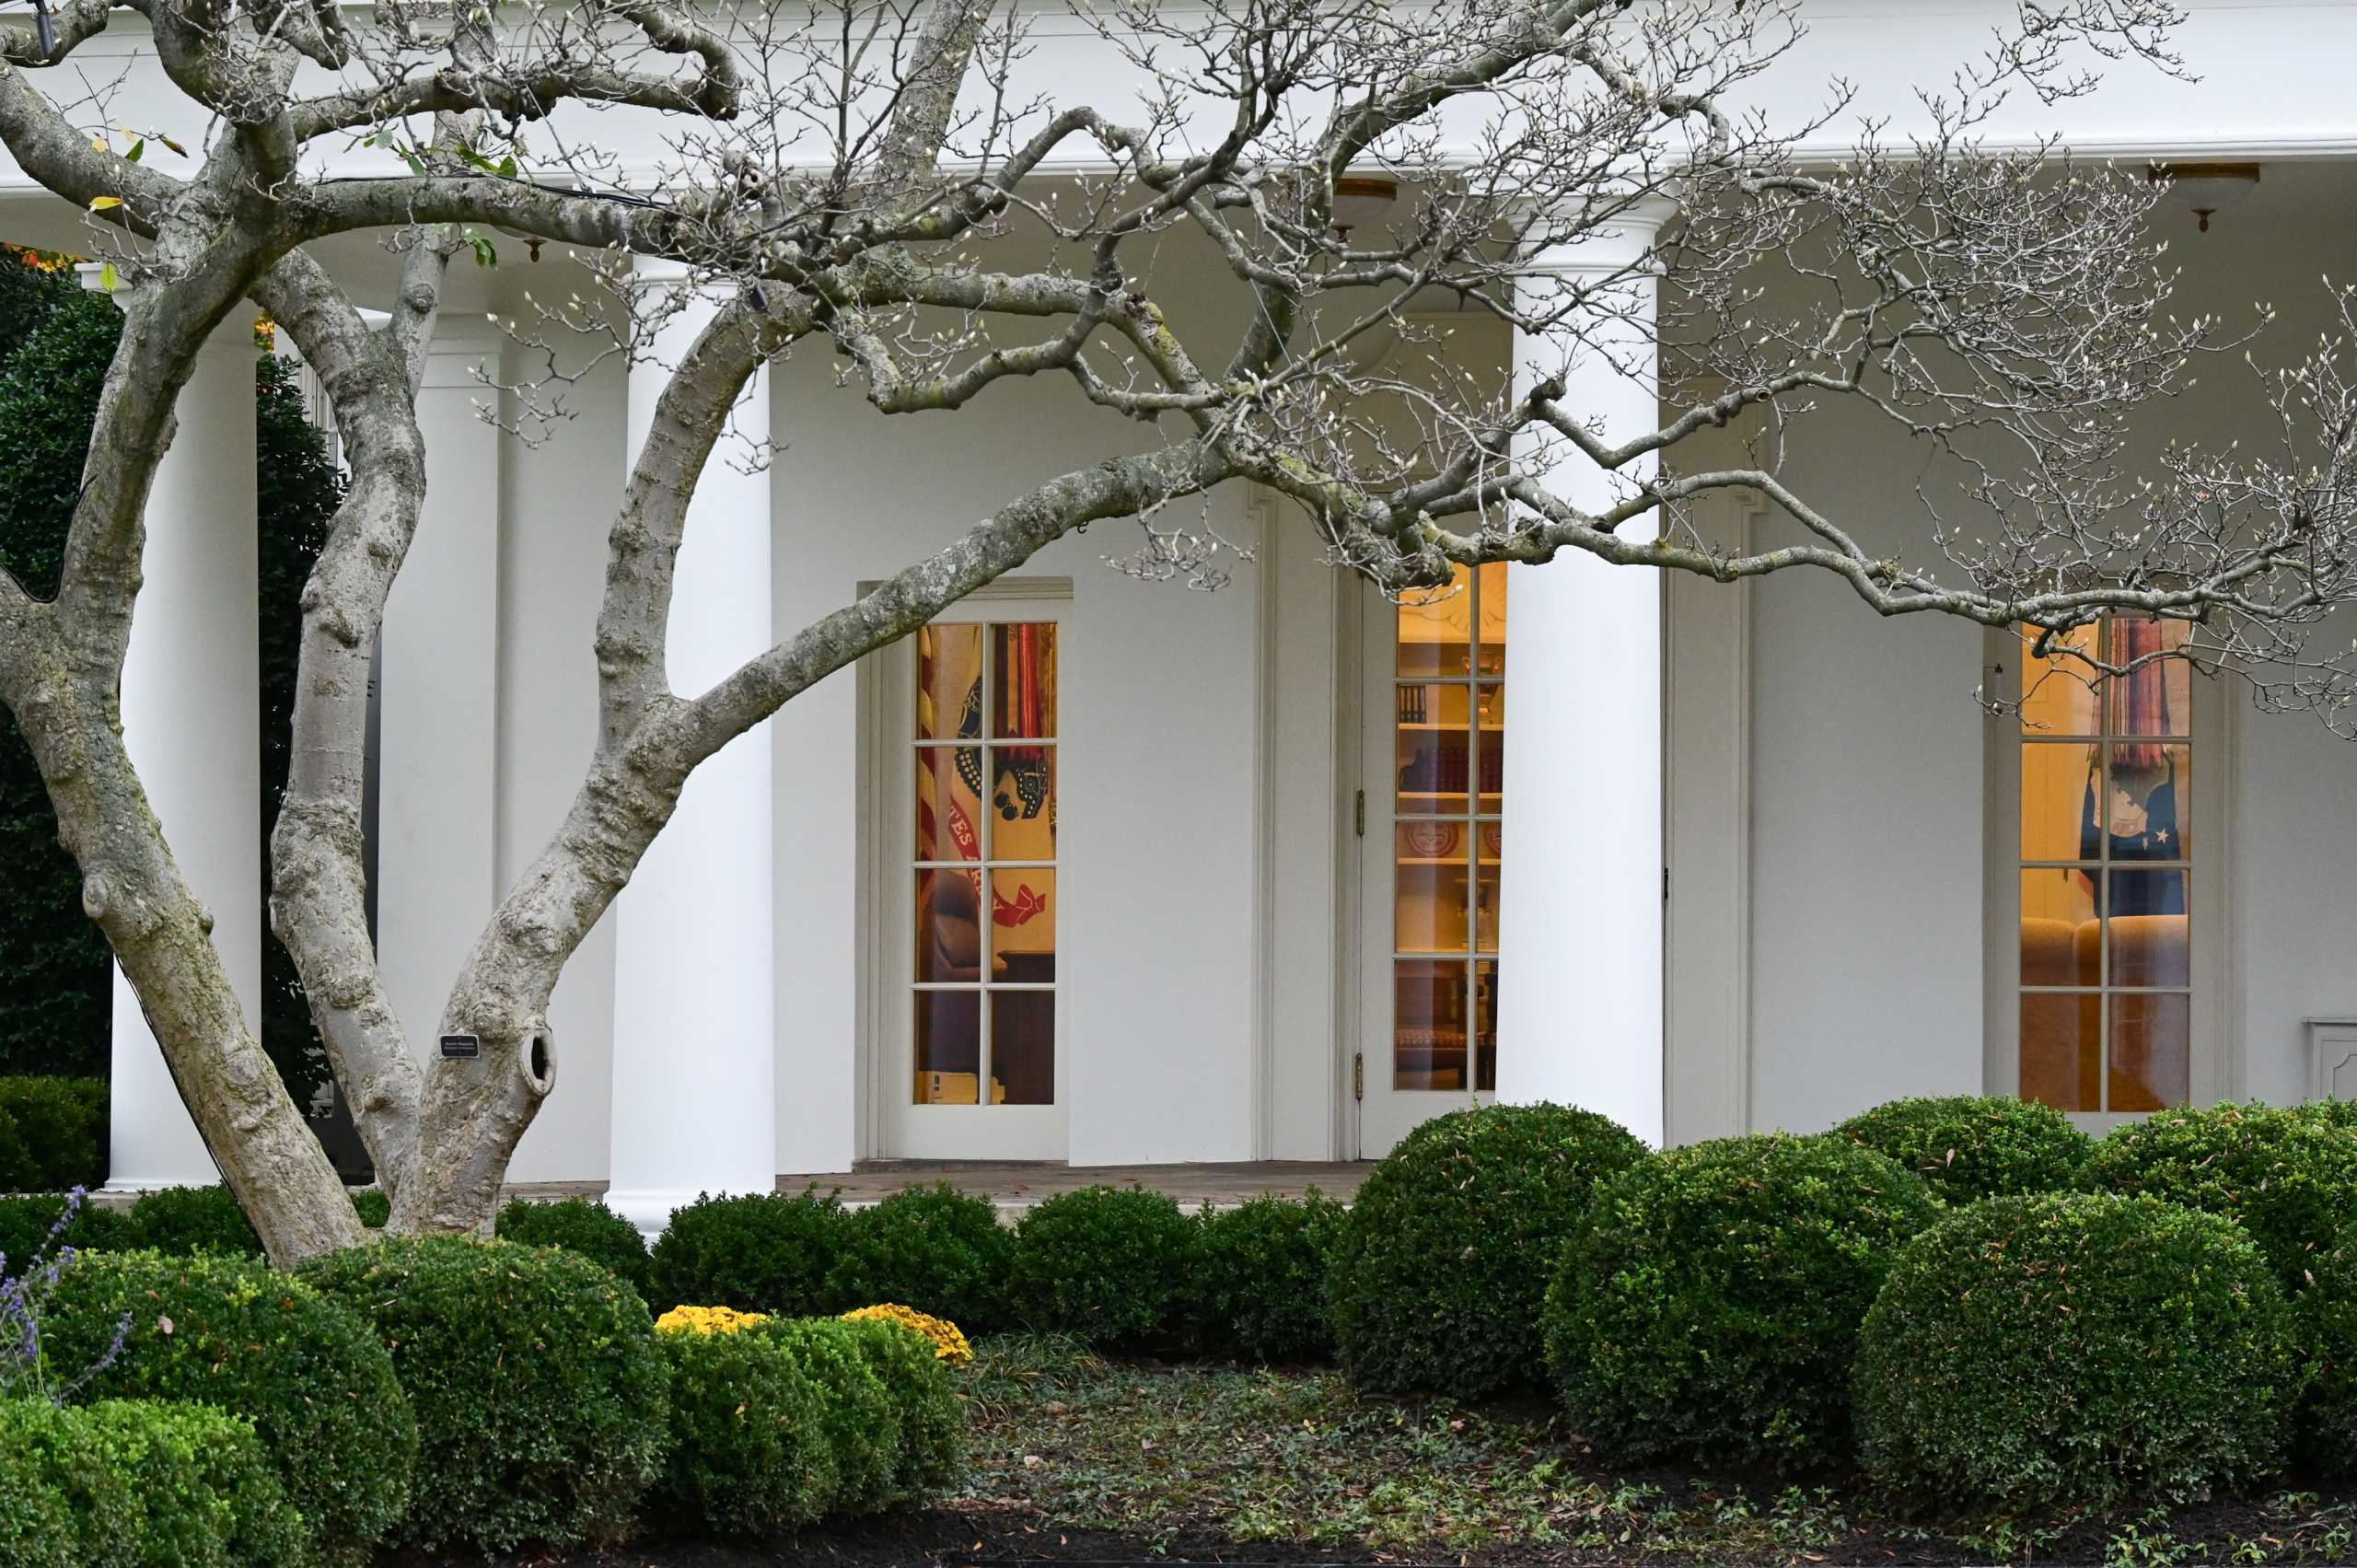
[
  {"left": 1352, "top": 575, "right": 1500, "bottom": 1155},
  {"left": 859, "top": 578, "right": 1074, "bottom": 1161},
  {"left": 1981, "top": 625, "right": 2238, "bottom": 1130}
]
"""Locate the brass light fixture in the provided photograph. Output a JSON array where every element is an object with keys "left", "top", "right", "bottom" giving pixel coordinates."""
[
  {"left": 1331, "top": 176, "right": 1399, "bottom": 238},
  {"left": 2146, "top": 162, "right": 2261, "bottom": 233}
]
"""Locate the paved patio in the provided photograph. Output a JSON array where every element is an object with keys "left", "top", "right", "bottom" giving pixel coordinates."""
[{"left": 506, "top": 1159, "right": 1373, "bottom": 1214}]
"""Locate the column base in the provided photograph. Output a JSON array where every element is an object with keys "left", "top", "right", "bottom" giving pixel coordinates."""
[{"left": 602, "top": 1186, "right": 771, "bottom": 1245}]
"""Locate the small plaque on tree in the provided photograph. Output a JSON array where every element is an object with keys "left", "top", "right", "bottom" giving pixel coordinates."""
[{"left": 439, "top": 1034, "right": 481, "bottom": 1060}]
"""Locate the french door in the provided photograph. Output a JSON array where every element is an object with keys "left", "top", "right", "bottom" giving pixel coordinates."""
[
  {"left": 1355, "top": 566, "right": 1508, "bottom": 1156},
  {"left": 879, "top": 604, "right": 1067, "bottom": 1159},
  {"left": 1985, "top": 619, "right": 2225, "bottom": 1131}
]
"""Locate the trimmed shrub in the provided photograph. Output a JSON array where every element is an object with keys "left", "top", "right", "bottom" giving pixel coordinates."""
[
  {"left": 1332, "top": 1105, "right": 1648, "bottom": 1399},
  {"left": 497, "top": 1195, "right": 652, "bottom": 1297},
  {"left": 838, "top": 1311, "right": 965, "bottom": 1500},
  {"left": 0, "top": 1190, "right": 131, "bottom": 1268},
  {"left": 656, "top": 1322, "right": 838, "bottom": 1539},
  {"left": 42, "top": 1249, "right": 416, "bottom": 1565},
  {"left": 1193, "top": 1191, "right": 1345, "bottom": 1362},
  {"left": 124, "top": 1184, "right": 264, "bottom": 1257},
  {"left": 649, "top": 1188, "right": 848, "bottom": 1315},
  {"left": 301, "top": 1236, "right": 668, "bottom": 1554},
  {"left": 2089, "top": 1101, "right": 2357, "bottom": 1288},
  {"left": 764, "top": 1317, "right": 901, "bottom": 1515},
  {"left": 2293, "top": 1237, "right": 2357, "bottom": 1475},
  {"left": 0, "top": 1076, "right": 106, "bottom": 1191},
  {"left": 1007, "top": 1184, "right": 1199, "bottom": 1347},
  {"left": 0, "top": 1396, "right": 313, "bottom": 1567},
  {"left": 827, "top": 1182, "right": 1012, "bottom": 1332},
  {"left": 0, "top": 1421, "right": 75, "bottom": 1568},
  {"left": 1857, "top": 1192, "right": 2296, "bottom": 1512},
  {"left": 1834, "top": 1094, "right": 2094, "bottom": 1204},
  {"left": 117, "top": 1185, "right": 386, "bottom": 1257},
  {"left": 1546, "top": 1132, "right": 1941, "bottom": 1469}
]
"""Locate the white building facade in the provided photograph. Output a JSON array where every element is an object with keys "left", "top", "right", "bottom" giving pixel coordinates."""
[{"left": 24, "top": 0, "right": 2357, "bottom": 1222}]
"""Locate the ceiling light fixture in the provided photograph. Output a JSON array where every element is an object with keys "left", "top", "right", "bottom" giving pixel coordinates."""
[{"left": 2146, "top": 161, "right": 2261, "bottom": 233}]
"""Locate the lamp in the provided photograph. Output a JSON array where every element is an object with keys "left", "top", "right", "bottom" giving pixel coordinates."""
[
  {"left": 1331, "top": 176, "right": 1399, "bottom": 238},
  {"left": 2146, "top": 162, "right": 2260, "bottom": 233}
]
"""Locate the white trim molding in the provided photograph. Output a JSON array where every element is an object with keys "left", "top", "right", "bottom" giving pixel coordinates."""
[{"left": 2308, "top": 1019, "right": 2357, "bottom": 1103}]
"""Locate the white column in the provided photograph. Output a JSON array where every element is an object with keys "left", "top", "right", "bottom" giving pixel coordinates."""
[
  {"left": 105, "top": 296, "right": 261, "bottom": 1189},
  {"left": 608, "top": 260, "right": 777, "bottom": 1237},
  {"left": 1492, "top": 202, "right": 1669, "bottom": 1145},
  {"left": 378, "top": 322, "right": 503, "bottom": 1076}
]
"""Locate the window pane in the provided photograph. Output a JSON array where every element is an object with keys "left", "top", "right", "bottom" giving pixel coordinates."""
[
  {"left": 1396, "top": 681, "right": 1470, "bottom": 727},
  {"left": 915, "top": 746, "right": 982, "bottom": 862},
  {"left": 1397, "top": 567, "right": 1474, "bottom": 677},
  {"left": 917, "top": 623, "right": 983, "bottom": 741},
  {"left": 2020, "top": 624, "right": 2098, "bottom": 735},
  {"left": 1473, "top": 959, "right": 1498, "bottom": 1091},
  {"left": 991, "top": 992, "right": 1054, "bottom": 1105},
  {"left": 1475, "top": 820, "right": 1501, "bottom": 955},
  {"left": 1394, "top": 825, "right": 1469, "bottom": 954},
  {"left": 2021, "top": 868, "right": 2098, "bottom": 987},
  {"left": 1474, "top": 564, "right": 1508, "bottom": 677},
  {"left": 913, "top": 990, "right": 981, "bottom": 1102},
  {"left": 2021, "top": 992, "right": 2101, "bottom": 1110},
  {"left": 991, "top": 622, "right": 1057, "bottom": 738},
  {"left": 2108, "top": 907, "right": 2189, "bottom": 989},
  {"left": 1394, "top": 959, "right": 1469, "bottom": 1090},
  {"left": 989, "top": 746, "right": 1056, "bottom": 858},
  {"left": 991, "top": 866, "right": 1055, "bottom": 982},
  {"left": 2102, "top": 744, "right": 2187, "bottom": 860},
  {"left": 1476, "top": 681, "right": 1504, "bottom": 808},
  {"left": 1394, "top": 720, "right": 1466, "bottom": 814},
  {"left": 916, "top": 869, "right": 983, "bottom": 982},
  {"left": 2021, "top": 742, "right": 2096, "bottom": 861},
  {"left": 2109, "top": 992, "right": 2189, "bottom": 1111},
  {"left": 2107, "top": 619, "right": 2192, "bottom": 738}
]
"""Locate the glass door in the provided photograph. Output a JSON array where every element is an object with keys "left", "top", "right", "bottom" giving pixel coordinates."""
[
  {"left": 1990, "top": 618, "right": 2221, "bottom": 1130},
  {"left": 886, "top": 611, "right": 1067, "bottom": 1159},
  {"left": 1357, "top": 566, "right": 1507, "bottom": 1156}
]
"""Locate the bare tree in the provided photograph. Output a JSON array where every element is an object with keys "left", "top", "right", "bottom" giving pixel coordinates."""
[{"left": 0, "top": 0, "right": 2344, "bottom": 1264}]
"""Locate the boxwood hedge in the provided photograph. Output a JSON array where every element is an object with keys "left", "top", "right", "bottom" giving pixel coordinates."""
[
  {"left": 655, "top": 1323, "right": 838, "bottom": 1539},
  {"left": 1856, "top": 1192, "right": 2297, "bottom": 1512},
  {"left": 1007, "top": 1184, "right": 1200, "bottom": 1347},
  {"left": 41, "top": 1249, "right": 416, "bottom": 1565},
  {"left": 826, "top": 1182, "right": 1013, "bottom": 1332},
  {"left": 1545, "top": 1132, "right": 1941, "bottom": 1469},
  {"left": 301, "top": 1236, "right": 668, "bottom": 1554},
  {"left": 1834, "top": 1095, "right": 2093, "bottom": 1204},
  {"left": 2088, "top": 1101, "right": 2357, "bottom": 1288},
  {"left": 1331, "top": 1104, "right": 1647, "bottom": 1399}
]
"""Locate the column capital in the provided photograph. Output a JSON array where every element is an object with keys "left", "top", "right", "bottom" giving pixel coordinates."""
[{"left": 1507, "top": 192, "right": 1679, "bottom": 277}]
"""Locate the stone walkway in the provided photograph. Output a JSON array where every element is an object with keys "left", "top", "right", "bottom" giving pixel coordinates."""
[{"left": 506, "top": 1159, "right": 1373, "bottom": 1214}]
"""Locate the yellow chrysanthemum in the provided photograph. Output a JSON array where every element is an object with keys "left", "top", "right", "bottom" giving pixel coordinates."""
[
  {"left": 842, "top": 1303, "right": 973, "bottom": 1367},
  {"left": 655, "top": 1304, "right": 772, "bottom": 1335}
]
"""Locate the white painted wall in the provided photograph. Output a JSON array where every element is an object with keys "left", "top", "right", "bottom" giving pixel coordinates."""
[
  {"left": 493, "top": 340, "right": 621, "bottom": 1181},
  {"left": 377, "top": 320, "right": 503, "bottom": 1086},
  {"left": 766, "top": 324, "right": 1266, "bottom": 1170},
  {"left": 1736, "top": 159, "right": 2357, "bottom": 1132}
]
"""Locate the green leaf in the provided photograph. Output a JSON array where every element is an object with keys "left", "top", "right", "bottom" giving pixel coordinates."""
[
  {"left": 496, "top": 154, "right": 517, "bottom": 179},
  {"left": 98, "top": 261, "right": 117, "bottom": 293},
  {"left": 464, "top": 230, "right": 498, "bottom": 268},
  {"left": 124, "top": 140, "right": 143, "bottom": 164}
]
